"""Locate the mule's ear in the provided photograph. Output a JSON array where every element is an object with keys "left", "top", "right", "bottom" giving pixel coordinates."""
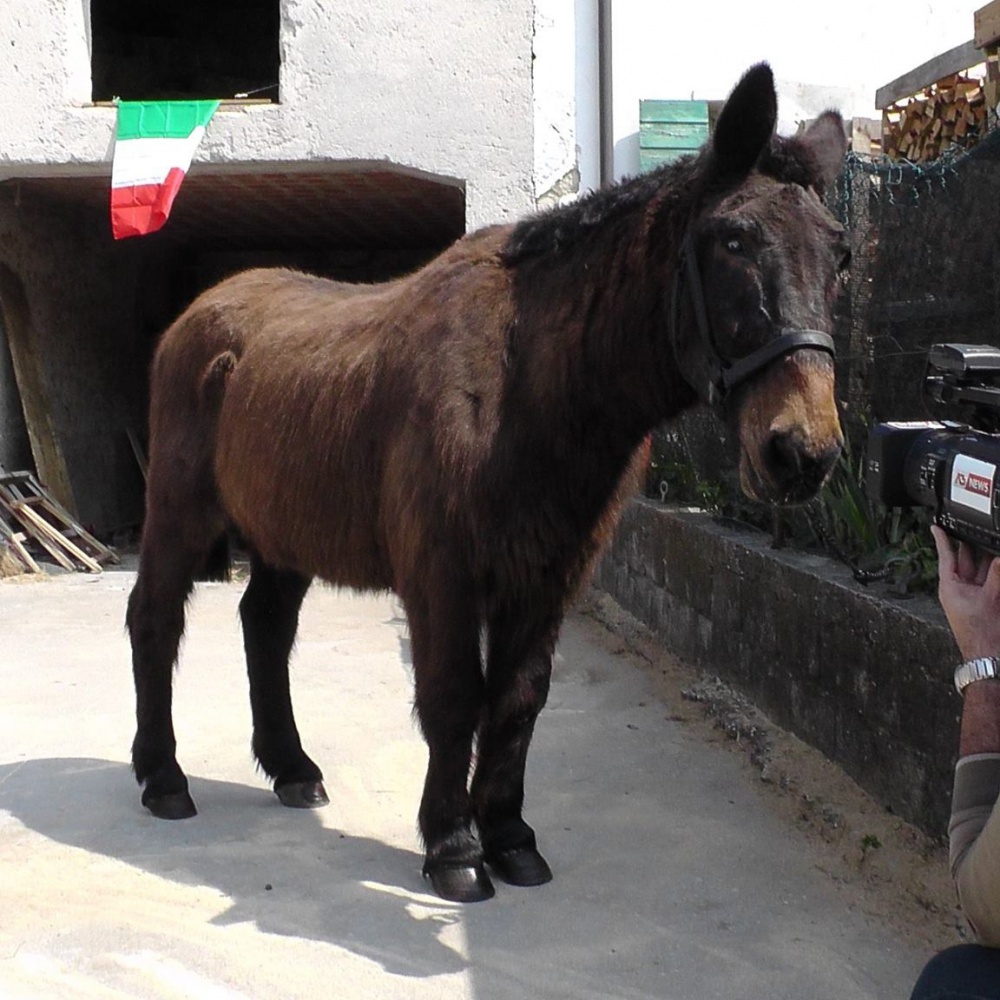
[
  {"left": 797, "top": 110, "right": 849, "bottom": 194},
  {"left": 711, "top": 63, "right": 777, "bottom": 178}
]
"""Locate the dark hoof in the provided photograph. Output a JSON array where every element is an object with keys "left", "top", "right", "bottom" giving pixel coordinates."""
[
  {"left": 423, "top": 863, "right": 496, "bottom": 903},
  {"left": 275, "top": 780, "right": 329, "bottom": 809},
  {"left": 486, "top": 846, "right": 553, "bottom": 887},
  {"left": 142, "top": 789, "right": 197, "bottom": 820}
]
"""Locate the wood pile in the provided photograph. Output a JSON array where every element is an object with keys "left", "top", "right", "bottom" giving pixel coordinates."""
[
  {"left": 0, "top": 468, "right": 118, "bottom": 575},
  {"left": 849, "top": 118, "right": 883, "bottom": 156},
  {"left": 0, "top": 541, "right": 24, "bottom": 578},
  {"left": 882, "top": 73, "right": 988, "bottom": 162}
]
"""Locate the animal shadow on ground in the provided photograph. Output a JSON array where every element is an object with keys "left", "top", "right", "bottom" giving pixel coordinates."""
[{"left": 0, "top": 757, "right": 465, "bottom": 978}]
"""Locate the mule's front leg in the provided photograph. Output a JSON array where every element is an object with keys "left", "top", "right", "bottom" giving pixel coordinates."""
[
  {"left": 406, "top": 586, "right": 492, "bottom": 903},
  {"left": 471, "top": 616, "right": 556, "bottom": 888},
  {"left": 240, "top": 556, "right": 328, "bottom": 809}
]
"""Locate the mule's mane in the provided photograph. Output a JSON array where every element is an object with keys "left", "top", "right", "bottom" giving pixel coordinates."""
[
  {"left": 500, "top": 132, "right": 828, "bottom": 266},
  {"left": 500, "top": 158, "right": 693, "bottom": 265}
]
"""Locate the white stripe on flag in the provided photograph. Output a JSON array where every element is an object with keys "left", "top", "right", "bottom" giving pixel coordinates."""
[{"left": 111, "top": 128, "right": 208, "bottom": 189}]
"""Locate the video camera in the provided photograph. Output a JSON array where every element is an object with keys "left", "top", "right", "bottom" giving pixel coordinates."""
[{"left": 866, "top": 343, "right": 1000, "bottom": 554}]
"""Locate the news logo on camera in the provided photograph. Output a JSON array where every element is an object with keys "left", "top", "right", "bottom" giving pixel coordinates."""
[{"left": 866, "top": 344, "right": 1000, "bottom": 554}]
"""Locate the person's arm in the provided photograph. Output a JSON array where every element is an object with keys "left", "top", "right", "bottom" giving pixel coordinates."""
[{"left": 932, "top": 526, "right": 1000, "bottom": 945}]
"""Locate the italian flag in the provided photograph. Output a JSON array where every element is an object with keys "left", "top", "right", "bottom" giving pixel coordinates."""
[{"left": 110, "top": 100, "right": 220, "bottom": 240}]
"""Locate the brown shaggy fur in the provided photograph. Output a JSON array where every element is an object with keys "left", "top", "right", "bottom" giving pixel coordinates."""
[{"left": 127, "top": 64, "right": 849, "bottom": 902}]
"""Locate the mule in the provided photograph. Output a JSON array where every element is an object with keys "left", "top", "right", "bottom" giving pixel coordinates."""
[{"left": 127, "top": 63, "right": 849, "bottom": 903}]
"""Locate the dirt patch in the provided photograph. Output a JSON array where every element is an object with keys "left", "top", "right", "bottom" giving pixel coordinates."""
[
  {"left": 580, "top": 591, "right": 969, "bottom": 955},
  {"left": 0, "top": 567, "right": 50, "bottom": 584}
]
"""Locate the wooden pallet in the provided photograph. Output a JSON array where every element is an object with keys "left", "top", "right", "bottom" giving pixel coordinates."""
[
  {"left": 0, "top": 470, "right": 118, "bottom": 574},
  {"left": 0, "top": 512, "right": 40, "bottom": 574}
]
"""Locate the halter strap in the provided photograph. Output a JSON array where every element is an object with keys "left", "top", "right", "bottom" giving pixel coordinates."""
[
  {"left": 721, "top": 330, "right": 836, "bottom": 391},
  {"left": 675, "top": 228, "right": 836, "bottom": 404}
]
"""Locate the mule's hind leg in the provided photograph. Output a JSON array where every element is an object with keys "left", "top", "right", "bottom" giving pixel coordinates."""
[
  {"left": 128, "top": 519, "right": 218, "bottom": 819},
  {"left": 404, "top": 581, "right": 491, "bottom": 903},
  {"left": 240, "top": 554, "right": 327, "bottom": 809},
  {"left": 470, "top": 610, "right": 557, "bottom": 887}
]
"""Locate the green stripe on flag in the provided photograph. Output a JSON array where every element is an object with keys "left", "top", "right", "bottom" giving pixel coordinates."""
[{"left": 116, "top": 101, "right": 220, "bottom": 141}]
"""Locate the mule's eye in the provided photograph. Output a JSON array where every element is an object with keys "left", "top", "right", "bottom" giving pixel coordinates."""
[
  {"left": 725, "top": 237, "right": 744, "bottom": 254},
  {"left": 839, "top": 248, "right": 852, "bottom": 272}
]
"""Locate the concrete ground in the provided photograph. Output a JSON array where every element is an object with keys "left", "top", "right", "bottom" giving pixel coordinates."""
[{"left": 1, "top": 564, "right": 929, "bottom": 1000}]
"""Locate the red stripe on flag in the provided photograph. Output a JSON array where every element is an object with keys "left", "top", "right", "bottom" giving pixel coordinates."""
[{"left": 110, "top": 167, "right": 188, "bottom": 240}]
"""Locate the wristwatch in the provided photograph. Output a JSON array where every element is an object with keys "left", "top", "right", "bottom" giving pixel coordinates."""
[{"left": 954, "top": 656, "right": 1000, "bottom": 694}]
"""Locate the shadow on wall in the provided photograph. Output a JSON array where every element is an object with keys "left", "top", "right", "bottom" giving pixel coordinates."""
[{"left": 614, "top": 132, "right": 640, "bottom": 180}]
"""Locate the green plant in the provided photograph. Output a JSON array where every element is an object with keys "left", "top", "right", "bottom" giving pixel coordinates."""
[
  {"left": 807, "top": 441, "right": 937, "bottom": 594},
  {"left": 650, "top": 457, "right": 768, "bottom": 527},
  {"left": 813, "top": 446, "right": 882, "bottom": 557},
  {"left": 878, "top": 518, "right": 938, "bottom": 595},
  {"left": 648, "top": 430, "right": 940, "bottom": 594},
  {"left": 859, "top": 832, "right": 883, "bottom": 864}
]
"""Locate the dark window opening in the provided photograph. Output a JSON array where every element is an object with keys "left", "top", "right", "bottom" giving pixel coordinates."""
[{"left": 90, "top": 0, "right": 280, "bottom": 103}]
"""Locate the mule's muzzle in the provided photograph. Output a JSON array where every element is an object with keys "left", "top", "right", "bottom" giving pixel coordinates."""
[{"left": 762, "top": 428, "right": 841, "bottom": 504}]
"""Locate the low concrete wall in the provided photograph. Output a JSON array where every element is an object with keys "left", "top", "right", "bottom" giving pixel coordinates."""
[{"left": 593, "top": 497, "right": 961, "bottom": 837}]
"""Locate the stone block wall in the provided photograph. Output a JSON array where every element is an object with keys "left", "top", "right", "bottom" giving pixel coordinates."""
[{"left": 593, "top": 497, "right": 961, "bottom": 836}]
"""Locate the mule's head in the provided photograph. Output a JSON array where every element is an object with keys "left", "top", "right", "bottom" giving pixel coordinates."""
[{"left": 673, "top": 64, "right": 849, "bottom": 505}]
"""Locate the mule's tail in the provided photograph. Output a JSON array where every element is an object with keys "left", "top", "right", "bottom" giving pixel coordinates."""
[
  {"left": 191, "top": 350, "right": 241, "bottom": 583},
  {"left": 199, "top": 350, "right": 238, "bottom": 407}
]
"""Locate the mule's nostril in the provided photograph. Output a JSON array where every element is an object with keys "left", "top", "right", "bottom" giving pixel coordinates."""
[
  {"left": 766, "top": 430, "right": 803, "bottom": 477},
  {"left": 765, "top": 432, "right": 841, "bottom": 500}
]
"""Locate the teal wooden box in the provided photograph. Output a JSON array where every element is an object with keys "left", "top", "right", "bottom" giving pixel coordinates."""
[{"left": 639, "top": 99, "right": 710, "bottom": 171}]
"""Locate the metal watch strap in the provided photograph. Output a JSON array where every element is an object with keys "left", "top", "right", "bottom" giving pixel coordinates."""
[{"left": 954, "top": 656, "right": 1000, "bottom": 694}]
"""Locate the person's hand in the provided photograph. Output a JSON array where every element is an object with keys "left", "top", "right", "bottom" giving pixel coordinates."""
[{"left": 931, "top": 525, "right": 1000, "bottom": 661}]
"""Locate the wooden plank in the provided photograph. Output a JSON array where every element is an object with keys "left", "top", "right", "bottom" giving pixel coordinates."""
[
  {"left": 126, "top": 427, "right": 148, "bottom": 482},
  {"left": 0, "top": 471, "right": 118, "bottom": 566},
  {"left": 11, "top": 502, "right": 102, "bottom": 573},
  {"left": 876, "top": 39, "right": 982, "bottom": 109},
  {"left": 976, "top": 0, "right": 1000, "bottom": 48},
  {"left": 639, "top": 148, "right": 692, "bottom": 171},
  {"left": 639, "top": 99, "right": 710, "bottom": 123},
  {"left": 638, "top": 98, "right": 710, "bottom": 173},
  {"left": 2, "top": 500, "right": 76, "bottom": 571},
  {"left": 0, "top": 516, "right": 40, "bottom": 573},
  {"left": 35, "top": 495, "right": 118, "bottom": 565},
  {"left": 639, "top": 121, "right": 711, "bottom": 150},
  {"left": 0, "top": 472, "right": 117, "bottom": 572},
  {"left": 0, "top": 265, "right": 76, "bottom": 515}
]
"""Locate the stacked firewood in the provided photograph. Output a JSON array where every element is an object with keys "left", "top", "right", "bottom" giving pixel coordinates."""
[{"left": 882, "top": 74, "right": 988, "bottom": 162}]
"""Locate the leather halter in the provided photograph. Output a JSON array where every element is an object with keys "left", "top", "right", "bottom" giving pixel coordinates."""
[{"left": 674, "top": 228, "right": 836, "bottom": 405}]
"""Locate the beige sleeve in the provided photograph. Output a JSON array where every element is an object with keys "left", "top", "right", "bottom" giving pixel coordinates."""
[{"left": 950, "top": 754, "right": 1000, "bottom": 945}]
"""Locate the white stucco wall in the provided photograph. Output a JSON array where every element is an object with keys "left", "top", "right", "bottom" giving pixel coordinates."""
[
  {"left": 610, "top": 0, "right": 982, "bottom": 180},
  {"left": 0, "top": 1, "right": 538, "bottom": 230},
  {"left": 3, "top": 4, "right": 989, "bottom": 222},
  {"left": 533, "top": 0, "right": 578, "bottom": 205},
  {"left": 573, "top": 0, "right": 601, "bottom": 194},
  {"left": 532, "top": 0, "right": 600, "bottom": 206}
]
